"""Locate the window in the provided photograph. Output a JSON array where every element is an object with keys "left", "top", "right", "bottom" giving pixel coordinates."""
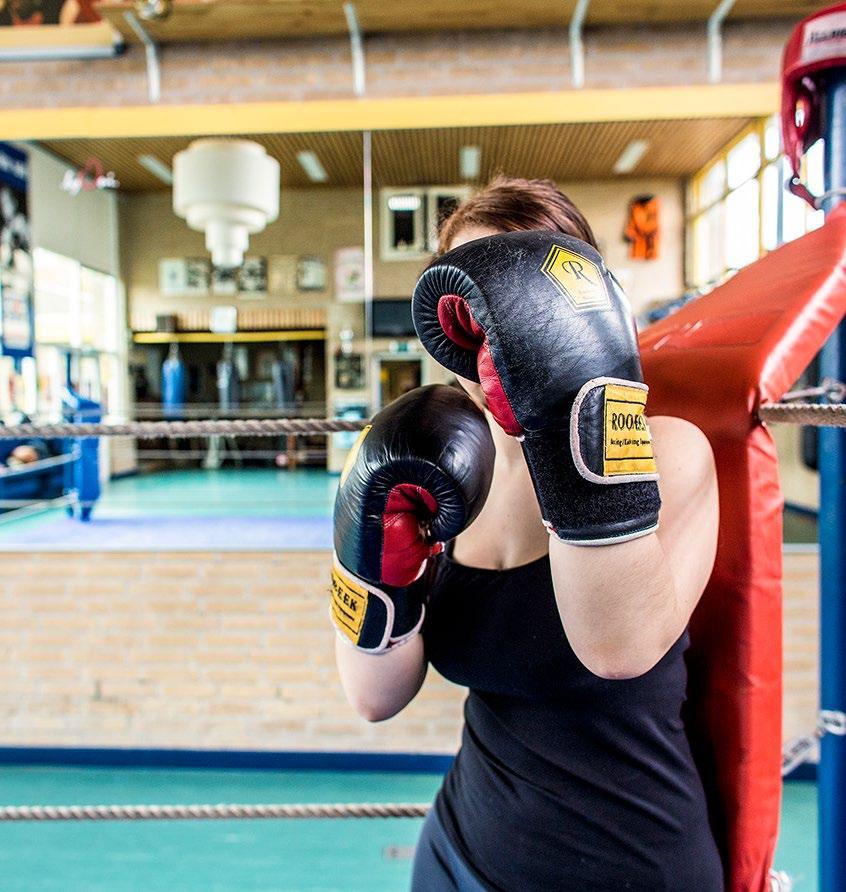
[
  {"left": 32, "top": 248, "right": 125, "bottom": 420},
  {"left": 686, "top": 116, "right": 826, "bottom": 289},
  {"left": 380, "top": 186, "right": 471, "bottom": 261}
]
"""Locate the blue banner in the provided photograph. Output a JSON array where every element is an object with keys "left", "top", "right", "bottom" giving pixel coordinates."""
[{"left": 0, "top": 142, "right": 34, "bottom": 361}]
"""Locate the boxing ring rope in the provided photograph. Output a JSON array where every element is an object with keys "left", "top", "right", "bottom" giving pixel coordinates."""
[
  {"left": 0, "top": 418, "right": 366, "bottom": 439},
  {"left": 0, "top": 710, "right": 838, "bottom": 823},
  {"left": 0, "top": 802, "right": 431, "bottom": 822},
  {"left": 0, "top": 401, "right": 844, "bottom": 440},
  {"left": 0, "top": 452, "right": 77, "bottom": 477},
  {"left": 0, "top": 707, "right": 838, "bottom": 823}
]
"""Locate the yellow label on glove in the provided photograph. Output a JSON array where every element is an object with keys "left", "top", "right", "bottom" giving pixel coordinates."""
[
  {"left": 603, "top": 384, "right": 657, "bottom": 476},
  {"left": 331, "top": 566, "right": 368, "bottom": 644},
  {"left": 540, "top": 245, "right": 611, "bottom": 312},
  {"left": 339, "top": 425, "right": 371, "bottom": 488}
]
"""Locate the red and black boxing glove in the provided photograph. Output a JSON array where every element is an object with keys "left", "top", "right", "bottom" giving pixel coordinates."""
[
  {"left": 412, "top": 231, "right": 660, "bottom": 545},
  {"left": 332, "top": 384, "right": 494, "bottom": 652}
]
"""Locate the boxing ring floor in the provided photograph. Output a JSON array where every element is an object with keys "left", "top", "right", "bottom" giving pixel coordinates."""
[
  {"left": 0, "top": 766, "right": 818, "bottom": 891},
  {"left": 0, "top": 468, "right": 817, "bottom": 550},
  {"left": 0, "top": 469, "right": 336, "bottom": 551}
]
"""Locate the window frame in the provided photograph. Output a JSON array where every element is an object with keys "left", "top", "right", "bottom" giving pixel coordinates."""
[{"left": 685, "top": 116, "right": 824, "bottom": 291}]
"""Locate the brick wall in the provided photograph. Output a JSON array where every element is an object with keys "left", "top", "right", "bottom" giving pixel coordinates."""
[
  {"left": 0, "top": 550, "right": 463, "bottom": 752},
  {"left": 0, "top": 547, "right": 818, "bottom": 756},
  {"left": 783, "top": 547, "right": 819, "bottom": 746},
  {"left": 1, "top": 22, "right": 792, "bottom": 111}
]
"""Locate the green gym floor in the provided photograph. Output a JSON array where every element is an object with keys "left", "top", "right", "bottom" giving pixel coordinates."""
[
  {"left": 0, "top": 467, "right": 819, "bottom": 545},
  {"left": 92, "top": 468, "right": 338, "bottom": 517},
  {"left": 0, "top": 767, "right": 819, "bottom": 891},
  {"left": 0, "top": 469, "right": 338, "bottom": 550}
]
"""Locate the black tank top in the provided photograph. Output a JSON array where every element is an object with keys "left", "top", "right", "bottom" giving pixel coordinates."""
[{"left": 422, "top": 545, "right": 724, "bottom": 892}]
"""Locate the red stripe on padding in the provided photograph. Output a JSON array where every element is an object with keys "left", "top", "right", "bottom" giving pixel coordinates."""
[
  {"left": 381, "top": 484, "right": 439, "bottom": 588},
  {"left": 437, "top": 293, "right": 523, "bottom": 436}
]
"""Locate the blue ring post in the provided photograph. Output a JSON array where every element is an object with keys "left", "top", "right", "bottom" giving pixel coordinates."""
[{"left": 820, "top": 68, "right": 846, "bottom": 892}]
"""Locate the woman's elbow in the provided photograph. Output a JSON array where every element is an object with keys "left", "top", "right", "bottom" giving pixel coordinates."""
[
  {"left": 348, "top": 695, "right": 402, "bottom": 723},
  {"left": 340, "top": 676, "right": 414, "bottom": 722},
  {"left": 575, "top": 643, "right": 669, "bottom": 681}
]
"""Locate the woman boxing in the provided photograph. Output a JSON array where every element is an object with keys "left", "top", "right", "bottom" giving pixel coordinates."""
[{"left": 331, "top": 176, "right": 723, "bottom": 890}]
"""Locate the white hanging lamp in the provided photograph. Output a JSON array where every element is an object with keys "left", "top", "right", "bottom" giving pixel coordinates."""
[{"left": 173, "top": 139, "right": 280, "bottom": 268}]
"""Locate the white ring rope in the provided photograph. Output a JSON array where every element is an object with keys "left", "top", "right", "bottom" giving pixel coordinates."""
[
  {"left": 0, "top": 801, "right": 431, "bottom": 822},
  {"left": 0, "top": 402, "right": 842, "bottom": 441},
  {"left": 0, "top": 418, "right": 367, "bottom": 440}
]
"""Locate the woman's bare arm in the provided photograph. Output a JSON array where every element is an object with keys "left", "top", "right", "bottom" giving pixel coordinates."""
[
  {"left": 335, "top": 633, "right": 427, "bottom": 722},
  {"left": 548, "top": 416, "right": 719, "bottom": 679}
]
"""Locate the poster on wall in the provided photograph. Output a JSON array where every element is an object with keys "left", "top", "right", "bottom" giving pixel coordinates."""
[
  {"left": 0, "top": 142, "right": 33, "bottom": 360},
  {"left": 0, "top": 1, "right": 100, "bottom": 26},
  {"left": 334, "top": 246, "right": 365, "bottom": 302}
]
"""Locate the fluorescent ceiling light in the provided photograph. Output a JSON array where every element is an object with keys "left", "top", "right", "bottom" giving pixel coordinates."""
[
  {"left": 137, "top": 154, "right": 173, "bottom": 185},
  {"left": 387, "top": 194, "right": 422, "bottom": 212},
  {"left": 613, "top": 140, "right": 649, "bottom": 174},
  {"left": 296, "top": 150, "right": 328, "bottom": 183},
  {"left": 0, "top": 45, "right": 118, "bottom": 60},
  {"left": 459, "top": 145, "right": 482, "bottom": 179},
  {"left": 0, "top": 42, "right": 121, "bottom": 61}
]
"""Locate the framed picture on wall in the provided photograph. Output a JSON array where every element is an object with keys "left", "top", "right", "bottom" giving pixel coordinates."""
[
  {"left": 159, "top": 258, "right": 187, "bottom": 296},
  {"left": 212, "top": 264, "right": 238, "bottom": 296},
  {"left": 160, "top": 257, "right": 210, "bottom": 296},
  {"left": 297, "top": 255, "right": 327, "bottom": 292},
  {"left": 334, "top": 246, "right": 365, "bottom": 302},
  {"left": 335, "top": 351, "right": 365, "bottom": 389},
  {"left": 238, "top": 256, "right": 267, "bottom": 297},
  {"left": 184, "top": 258, "right": 211, "bottom": 294}
]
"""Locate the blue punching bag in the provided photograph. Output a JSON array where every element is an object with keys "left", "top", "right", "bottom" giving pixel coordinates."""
[
  {"left": 162, "top": 343, "right": 186, "bottom": 420},
  {"left": 62, "top": 386, "right": 101, "bottom": 522},
  {"left": 217, "top": 344, "right": 240, "bottom": 412}
]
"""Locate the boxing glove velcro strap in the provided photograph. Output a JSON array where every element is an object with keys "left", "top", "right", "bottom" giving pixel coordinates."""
[
  {"left": 569, "top": 377, "right": 659, "bottom": 485},
  {"left": 524, "top": 426, "right": 660, "bottom": 545},
  {"left": 331, "top": 556, "right": 424, "bottom": 654}
]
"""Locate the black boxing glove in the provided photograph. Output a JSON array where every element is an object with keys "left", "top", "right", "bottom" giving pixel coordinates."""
[
  {"left": 332, "top": 384, "right": 494, "bottom": 652},
  {"left": 412, "top": 231, "right": 660, "bottom": 545}
]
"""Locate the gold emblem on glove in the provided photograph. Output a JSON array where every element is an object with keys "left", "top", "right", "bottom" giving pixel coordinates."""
[
  {"left": 540, "top": 245, "right": 611, "bottom": 312},
  {"left": 331, "top": 567, "right": 368, "bottom": 644}
]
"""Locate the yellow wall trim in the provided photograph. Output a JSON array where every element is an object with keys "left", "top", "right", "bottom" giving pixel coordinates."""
[
  {"left": 133, "top": 330, "right": 325, "bottom": 344},
  {"left": 2, "top": 83, "right": 780, "bottom": 141}
]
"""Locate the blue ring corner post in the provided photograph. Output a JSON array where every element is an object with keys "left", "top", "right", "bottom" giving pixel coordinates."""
[
  {"left": 61, "top": 387, "right": 101, "bottom": 522},
  {"left": 820, "top": 67, "right": 846, "bottom": 892}
]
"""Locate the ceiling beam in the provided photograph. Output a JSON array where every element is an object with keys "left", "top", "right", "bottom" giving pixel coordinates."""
[{"left": 3, "top": 83, "right": 778, "bottom": 142}]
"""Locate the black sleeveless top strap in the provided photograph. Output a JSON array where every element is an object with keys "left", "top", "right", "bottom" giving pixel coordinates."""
[{"left": 421, "top": 544, "right": 724, "bottom": 892}]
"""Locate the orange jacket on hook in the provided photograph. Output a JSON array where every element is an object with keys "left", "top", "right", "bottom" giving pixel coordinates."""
[{"left": 624, "top": 195, "right": 660, "bottom": 260}]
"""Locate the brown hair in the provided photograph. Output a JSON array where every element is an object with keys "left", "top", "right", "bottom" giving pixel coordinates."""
[{"left": 437, "top": 175, "right": 598, "bottom": 255}]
